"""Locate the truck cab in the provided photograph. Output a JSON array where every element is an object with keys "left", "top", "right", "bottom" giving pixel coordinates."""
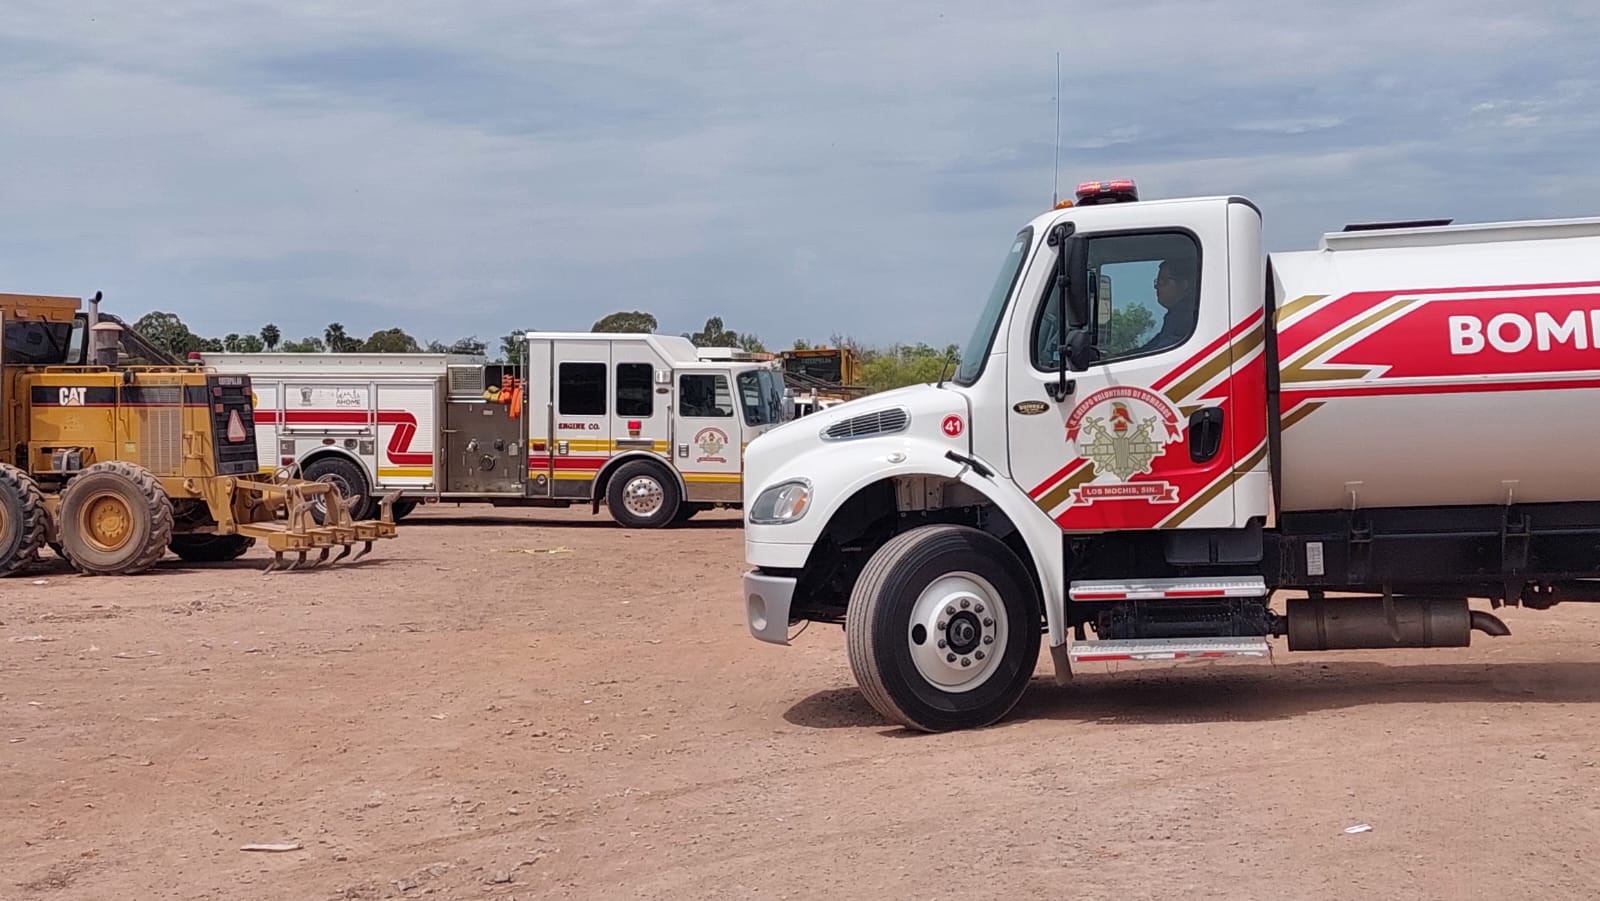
[{"left": 741, "top": 178, "right": 1600, "bottom": 732}]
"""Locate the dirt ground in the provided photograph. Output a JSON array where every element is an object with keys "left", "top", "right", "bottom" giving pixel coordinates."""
[{"left": 6, "top": 505, "right": 1600, "bottom": 900}]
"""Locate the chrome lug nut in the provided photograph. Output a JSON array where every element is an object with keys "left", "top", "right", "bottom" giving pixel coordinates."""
[
  {"left": 961, "top": 657, "right": 971, "bottom": 667},
  {"left": 960, "top": 599, "right": 970, "bottom": 609},
  {"left": 946, "top": 653, "right": 957, "bottom": 663},
  {"left": 945, "top": 605, "right": 956, "bottom": 616},
  {"left": 974, "top": 603, "right": 985, "bottom": 614},
  {"left": 983, "top": 617, "right": 994, "bottom": 627},
  {"left": 937, "top": 639, "right": 947, "bottom": 649},
  {"left": 983, "top": 635, "right": 994, "bottom": 645},
  {"left": 975, "top": 650, "right": 986, "bottom": 661}
]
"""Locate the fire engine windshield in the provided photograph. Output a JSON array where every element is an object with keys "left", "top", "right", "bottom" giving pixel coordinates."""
[
  {"left": 737, "top": 370, "right": 781, "bottom": 426},
  {"left": 952, "top": 226, "right": 1034, "bottom": 386}
]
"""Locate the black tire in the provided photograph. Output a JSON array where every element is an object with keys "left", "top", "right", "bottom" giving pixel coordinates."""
[
  {"left": 605, "top": 460, "right": 681, "bottom": 528},
  {"left": 169, "top": 534, "right": 256, "bottom": 563},
  {"left": 300, "top": 456, "right": 372, "bottom": 523},
  {"left": 0, "top": 463, "right": 48, "bottom": 577},
  {"left": 672, "top": 502, "right": 707, "bottom": 523},
  {"left": 846, "top": 524, "right": 1042, "bottom": 733},
  {"left": 58, "top": 461, "right": 174, "bottom": 576},
  {"left": 390, "top": 500, "right": 418, "bottom": 521}
]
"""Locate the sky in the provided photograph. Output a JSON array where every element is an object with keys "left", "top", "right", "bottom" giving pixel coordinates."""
[{"left": 3, "top": 1, "right": 1599, "bottom": 352}]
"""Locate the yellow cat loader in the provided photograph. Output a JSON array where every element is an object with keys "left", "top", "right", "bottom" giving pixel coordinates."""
[{"left": 0, "top": 292, "right": 399, "bottom": 577}]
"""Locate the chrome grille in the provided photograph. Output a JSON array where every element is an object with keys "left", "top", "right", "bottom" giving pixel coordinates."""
[{"left": 822, "top": 407, "right": 909, "bottom": 440}]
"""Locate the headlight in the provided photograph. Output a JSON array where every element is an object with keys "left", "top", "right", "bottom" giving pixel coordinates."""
[{"left": 749, "top": 479, "right": 812, "bottom": 525}]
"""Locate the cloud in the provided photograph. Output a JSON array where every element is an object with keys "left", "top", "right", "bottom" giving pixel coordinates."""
[{"left": 0, "top": 0, "right": 1598, "bottom": 352}]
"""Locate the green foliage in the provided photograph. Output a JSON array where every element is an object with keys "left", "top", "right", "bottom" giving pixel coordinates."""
[
  {"left": 361, "top": 328, "right": 421, "bottom": 354},
  {"left": 281, "top": 336, "right": 326, "bottom": 353},
  {"left": 592, "top": 311, "right": 658, "bottom": 333},
  {"left": 1101, "top": 306, "right": 1156, "bottom": 356},
  {"left": 858, "top": 342, "right": 960, "bottom": 393},
  {"left": 258, "top": 323, "right": 281, "bottom": 351}
]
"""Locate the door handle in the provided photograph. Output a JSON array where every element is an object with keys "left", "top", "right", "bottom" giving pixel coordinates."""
[{"left": 1188, "top": 406, "right": 1225, "bottom": 463}]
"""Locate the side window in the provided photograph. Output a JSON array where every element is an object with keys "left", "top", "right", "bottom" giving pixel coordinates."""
[
  {"left": 558, "top": 362, "right": 606, "bottom": 415},
  {"left": 679, "top": 373, "right": 733, "bottom": 418},
  {"left": 616, "top": 362, "right": 653, "bottom": 417},
  {"left": 1032, "top": 231, "right": 1201, "bottom": 369}
]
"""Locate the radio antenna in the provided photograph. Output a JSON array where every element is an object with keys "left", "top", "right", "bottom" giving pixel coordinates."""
[{"left": 1052, "top": 51, "right": 1061, "bottom": 207}]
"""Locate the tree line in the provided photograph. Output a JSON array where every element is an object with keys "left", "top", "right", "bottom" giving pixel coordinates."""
[{"left": 130, "top": 309, "right": 963, "bottom": 394}]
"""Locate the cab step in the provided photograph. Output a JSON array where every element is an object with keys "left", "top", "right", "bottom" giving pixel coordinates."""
[
  {"left": 1068, "top": 636, "right": 1272, "bottom": 664},
  {"left": 1069, "top": 576, "right": 1268, "bottom": 602}
]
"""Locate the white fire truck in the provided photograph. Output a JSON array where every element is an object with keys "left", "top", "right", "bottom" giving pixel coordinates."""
[
  {"left": 741, "top": 177, "right": 1600, "bottom": 732},
  {"left": 200, "top": 332, "right": 791, "bottom": 528}
]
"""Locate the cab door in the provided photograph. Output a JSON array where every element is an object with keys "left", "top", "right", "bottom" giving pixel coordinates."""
[
  {"left": 610, "top": 344, "right": 669, "bottom": 461},
  {"left": 672, "top": 369, "right": 741, "bottom": 503},
  {"left": 1006, "top": 201, "right": 1247, "bottom": 532},
  {"left": 548, "top": 342, "right": 612, "bottom": 500}
]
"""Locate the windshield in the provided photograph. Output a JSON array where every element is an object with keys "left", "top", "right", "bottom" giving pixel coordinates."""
[
  {"left": 737, "top": 369, "right": 780, "bottom": 426},
  {"left": 2, "top": 320, "right": 74, "bottom": 366},
  {"left": 952, "top": 226, "right": 1034, "bottom": 385}
]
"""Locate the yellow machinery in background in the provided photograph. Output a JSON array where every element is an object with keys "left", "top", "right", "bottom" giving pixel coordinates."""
[{"left": 0, "top": 292, "right": 399, "bottom": 576}]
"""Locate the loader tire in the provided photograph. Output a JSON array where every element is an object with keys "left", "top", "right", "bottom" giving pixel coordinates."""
[
  {"left": 169, "top": 534, "right": 256, "bottom": 563},
  {"left": 301, "top": 456, "right": 373, "bottom": 523},
  {"left": 845, "top": 524, "right": 1041, "bottom": 733},
  {"left": 605, "top": 460, "right": 681, "bottom": 528},
  {"left": 58, "top": 462, "right": 174, "bottom": 576},
  {"left": 0, "top": 463, "right": 48, "bottom": 577}
]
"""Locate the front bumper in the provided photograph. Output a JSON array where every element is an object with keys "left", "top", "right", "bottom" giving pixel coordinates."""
[{"left": 744, "top": 570, "right": 798, "bottom": 645}]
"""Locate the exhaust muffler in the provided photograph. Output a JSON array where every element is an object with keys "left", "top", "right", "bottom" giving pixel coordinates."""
[{"left": 1286, "top": 596, "right": 1509, "bottom": 651}]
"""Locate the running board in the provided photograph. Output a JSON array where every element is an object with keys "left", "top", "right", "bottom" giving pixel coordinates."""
[
  {"left": 1068, "top": 636, "right": 1272, "bottom": 664},
  {"left": 1069, "top": 576, "right": 1268, "bottom": 602}
]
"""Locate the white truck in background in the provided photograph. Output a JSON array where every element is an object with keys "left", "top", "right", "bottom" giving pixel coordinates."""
[
  {"left": 201, "top": 332, "right": 791, "bottom": 528},
  {"left": 740, "top": 177, "right": 1600, "bottom": 732}
]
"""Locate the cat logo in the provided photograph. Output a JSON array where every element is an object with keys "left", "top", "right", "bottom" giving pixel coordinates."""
[
  {"left": 58, "top": 386, "right": 86, "bottom": 407},
  {"left": 1012, "top": 400, "right": 1049, "bottom": 415}
]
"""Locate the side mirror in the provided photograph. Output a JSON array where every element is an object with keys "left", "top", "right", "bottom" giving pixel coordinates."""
[
  {"left": 1064, "top": 329, "right": 1098, "bottom": 372},
  {"left": 1064, "top": 236, "right": 1090, "bottom": 328}
]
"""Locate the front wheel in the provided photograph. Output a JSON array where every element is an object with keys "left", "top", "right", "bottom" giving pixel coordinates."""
[
  {"left": 846, "top": 524, "right": 1042, "bottom": 732},
  {"left": 605, "top": 461, "right": 681, "bottom": 528}
]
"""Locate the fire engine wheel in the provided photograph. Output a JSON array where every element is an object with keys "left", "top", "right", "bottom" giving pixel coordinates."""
[
  {"left": 301, "top": 456, "right": 372, "bottom": 523},
  {"left": 846, "top": 524, "right": 1041, "bottom": 733},
  {"left": 169, "top": 534, "right": 257, "bottom": 563},
  {"left": 390, "top": 500, "right": 418, "bottom": 521},
  {"left": 606, "top": 461, "right": 681, "bottom": 528},
  {"left": 0, "top": 463, "right": 49, "bottom": 577},
  {"left": 58, "top": 461, "right": 174, "bottom": 576}
]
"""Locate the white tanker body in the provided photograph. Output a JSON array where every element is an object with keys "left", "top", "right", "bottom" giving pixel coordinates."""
[
  {"left": 1270, "top": 218, "right": 1600, "bottom": 512},
  {"left": 739, "top": 177, "right": 1600, "bottom": 733}
]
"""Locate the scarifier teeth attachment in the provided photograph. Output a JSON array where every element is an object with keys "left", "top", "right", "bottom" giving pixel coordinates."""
[{"left": 240, "top": 477, "right": 401, "bottom": 573}]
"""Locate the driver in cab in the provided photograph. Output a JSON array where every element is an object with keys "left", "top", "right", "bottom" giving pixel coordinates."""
[{"left": 1135, "top": 254, "right": 1199, "bottom": 355}]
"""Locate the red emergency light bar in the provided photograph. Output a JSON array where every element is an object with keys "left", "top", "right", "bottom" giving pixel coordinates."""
[{"left": 1074, "top": 178, "right": 1139, "bottom": 206}]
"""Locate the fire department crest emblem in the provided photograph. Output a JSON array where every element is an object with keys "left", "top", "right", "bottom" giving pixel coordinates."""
[
  {"left": 694, "top": 427, "right": 729, "bottom": 463},
  {"left": 1064, "top": 387, "right": 1184, "bottom": 504}
]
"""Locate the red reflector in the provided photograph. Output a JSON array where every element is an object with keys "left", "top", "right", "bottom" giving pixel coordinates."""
[
  {"left": 322, "top": 438, "right": 335, "bottom": 445},
  {"left": 281, "top": 456, "right": 295, "bottom": 465},
  {"left": 214, "top": 403, "right": 224, "bottom": 413},
  {"left": 212, "top": 387, "right": 223, "bottom": 396},
  {"left": 627, "top": 420, "right": 641, "bottom": 430}
]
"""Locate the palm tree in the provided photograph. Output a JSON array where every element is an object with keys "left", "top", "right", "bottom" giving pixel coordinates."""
[{"left": 260, "top": 324, "right": 281, "bottom": 351}]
